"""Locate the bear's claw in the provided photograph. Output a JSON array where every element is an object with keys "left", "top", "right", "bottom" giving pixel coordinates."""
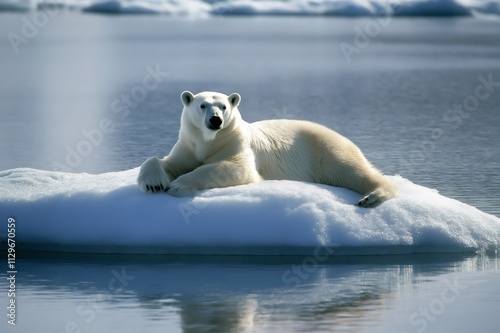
[
  {"left": 144, "top": 184, "right": 168, "bottom": 193},
  {"left": 137, "top": 156, "right": 170, "bottom": 193}
]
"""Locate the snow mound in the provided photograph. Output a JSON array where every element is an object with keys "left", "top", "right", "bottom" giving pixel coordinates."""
[{"left": 1, "top": 168, "right": 499, "bottom": 255}]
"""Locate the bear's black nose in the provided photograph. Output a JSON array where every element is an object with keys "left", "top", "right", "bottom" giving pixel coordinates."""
[{"left": 209, "top": 116, "right": 222, "bottom": 128}]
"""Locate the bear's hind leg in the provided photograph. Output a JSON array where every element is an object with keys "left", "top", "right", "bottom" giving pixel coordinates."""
[
  {"left": 356, "top": 189, "right": 383, "bottom": 208},
  {"left": 356, "top": 181, "right": 397, "bottom": 208}
]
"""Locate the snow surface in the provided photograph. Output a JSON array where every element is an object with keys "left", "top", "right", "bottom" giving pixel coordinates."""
[
  {"left": 2, "top": 0, "right": 500, "bottom": 17},
  {"left": 1, "top": 168, "right": 499, "bottom": 255}
]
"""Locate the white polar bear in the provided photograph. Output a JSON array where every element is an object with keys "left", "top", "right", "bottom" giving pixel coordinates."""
[{"left": 137, "top": 91, "right": 397, "bottom": 207}]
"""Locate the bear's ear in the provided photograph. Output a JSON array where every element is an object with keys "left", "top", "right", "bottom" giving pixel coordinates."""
[
  {"left": 181, "top": 91, "right": 195, "bottom": 107},
  {"left": 228, "top": 93, "right": 241, "bottom": 108}
]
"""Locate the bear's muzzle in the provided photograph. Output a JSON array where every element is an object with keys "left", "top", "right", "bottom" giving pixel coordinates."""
[{"left": 206, "top": 116, "right": 223, "bottom": 130}]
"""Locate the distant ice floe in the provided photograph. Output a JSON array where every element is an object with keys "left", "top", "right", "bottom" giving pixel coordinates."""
[
  {"left": 1, "top": 0, "right": 499, "bottom": 17},
  {"left": 1, "top": 167, "right": 499, "bottom": 255}
]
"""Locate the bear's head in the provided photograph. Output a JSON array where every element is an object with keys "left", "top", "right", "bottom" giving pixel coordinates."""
[{"left": 180, "top": 91, "right": 241, "bottom": 141}]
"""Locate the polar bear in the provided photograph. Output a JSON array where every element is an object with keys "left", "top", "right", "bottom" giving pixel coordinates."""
[{"left": 137, "top": 91, "right": 397, "bottom": 207}]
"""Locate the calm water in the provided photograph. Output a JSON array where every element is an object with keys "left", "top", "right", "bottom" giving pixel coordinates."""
[
  {"left": 1, "top": 13, "right": 500, "bottom": 332},
  {"left": 1, "top": 252, "right": 499, "bottom": 333}
]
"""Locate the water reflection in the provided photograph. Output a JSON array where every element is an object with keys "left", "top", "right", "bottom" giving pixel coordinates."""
[{"left": 1, "top": 252, "right": 493, "bottom": 333}]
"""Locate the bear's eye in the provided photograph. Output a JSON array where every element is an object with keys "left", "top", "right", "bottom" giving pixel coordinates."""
[
  {"left": 222, "top": 105, "right": 227, "bottom": 111},
  {"left": 200, "top": 104, "right": 206, "bottom": 110}
]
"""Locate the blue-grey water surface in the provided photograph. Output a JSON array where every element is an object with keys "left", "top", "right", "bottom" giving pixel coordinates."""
[{"left": 1, "top": 13, "right": 499, "bottom": 333}]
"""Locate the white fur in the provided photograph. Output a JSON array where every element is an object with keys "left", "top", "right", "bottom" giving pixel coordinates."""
[{"left": 137, "top": 91, "right": 397, "bottom": 207}]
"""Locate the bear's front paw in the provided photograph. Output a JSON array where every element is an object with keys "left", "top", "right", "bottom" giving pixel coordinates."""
[
  {"left": 137, "top": 157, "right": 170, "bottom": 193},
  {"left": 166, "top": 179, "right": 197, "bottom": 197}
]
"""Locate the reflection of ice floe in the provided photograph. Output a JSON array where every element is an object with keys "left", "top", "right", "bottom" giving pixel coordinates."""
[
  {"left": 1, "top": 168, "right": 499, "bottom": 255},
  {"left": 1, "top": 1, "right": 500, "bottom": 17},
  {"left": 5, "top": 252, "right": 490, "bottom": 332}
]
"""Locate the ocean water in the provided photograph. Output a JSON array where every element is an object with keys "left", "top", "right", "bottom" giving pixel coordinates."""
[
  {"left": 1, "top": 253, "right": 500, "bottom": 332},
  {"left": 1, "top": 10, "right": 500, "bottom": 333}
]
